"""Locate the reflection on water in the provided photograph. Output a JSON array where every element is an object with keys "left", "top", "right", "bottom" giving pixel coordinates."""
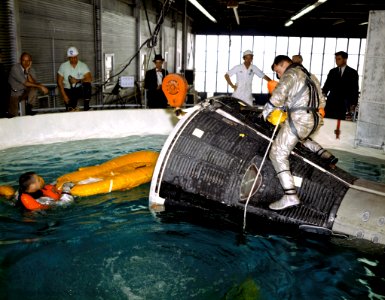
[
  {"left": 0, "top": 136, "right": 384, "bottom": 299},
  {"left": 331, "top": 149, "right": 385, "bottom": 183}
]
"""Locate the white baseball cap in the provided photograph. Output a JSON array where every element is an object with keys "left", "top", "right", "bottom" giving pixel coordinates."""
[
  {"left": 243, "top": 50, "right": 253, "bottom": 57},
  {"left": 67, "top": 46, "right": 79, "bottom": 57}
]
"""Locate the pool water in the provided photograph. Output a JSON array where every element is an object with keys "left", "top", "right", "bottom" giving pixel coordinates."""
[{"left": 0, "top": 136, "right": 384, "bottom": 299}]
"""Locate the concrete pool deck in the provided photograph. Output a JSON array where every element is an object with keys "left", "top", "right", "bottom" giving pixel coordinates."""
[{"left": 0, "top": 109, "right": 384, "bottom": 160}]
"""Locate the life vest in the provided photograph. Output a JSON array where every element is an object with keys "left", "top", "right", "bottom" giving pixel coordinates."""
[{"left": 20, "top": 184, "right": 61, "bottom": 211}]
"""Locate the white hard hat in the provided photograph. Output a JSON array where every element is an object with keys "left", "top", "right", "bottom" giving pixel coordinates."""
[
  {"left": 243, "top": 50, "right": 253, "bottom": 57},
  {"left": 67, "top": 46, "right": 79, "bottom": 57}
]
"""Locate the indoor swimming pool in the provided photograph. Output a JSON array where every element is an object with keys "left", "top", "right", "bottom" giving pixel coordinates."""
[{"left": 0, "top": 135, "right": 384, "bottom": 299}]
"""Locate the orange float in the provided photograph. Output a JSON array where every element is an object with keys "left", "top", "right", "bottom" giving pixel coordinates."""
[
  {"left": 56, "top": 151, "right": 159, "bottom": 197},
  {"left": 162, "top": 74, "right": 189, "bottom": 108},
  {"left": 0, "top": 185, "right": 16, "bottom": 199}
]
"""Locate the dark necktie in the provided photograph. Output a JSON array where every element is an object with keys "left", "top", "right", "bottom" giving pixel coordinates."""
[{"left": 339, "top": 68, "right": 342, "bottom": 77}]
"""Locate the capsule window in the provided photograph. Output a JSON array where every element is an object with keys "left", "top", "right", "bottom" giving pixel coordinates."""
[{"left": 240, "top": 163, "right": 261, "bottom": 200}]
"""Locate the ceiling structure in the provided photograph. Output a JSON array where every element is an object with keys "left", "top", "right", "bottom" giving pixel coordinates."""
[{"left": 173, "top": 0, "right": 385, "bottom": 38}]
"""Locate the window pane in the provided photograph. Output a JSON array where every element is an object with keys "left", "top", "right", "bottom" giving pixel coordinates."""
[
  {"left": 195, "top": 35, "right": 206, "bottom": 72},
  {"left": 276, "top": 36, "right": 289, "bottom": 55},
  {"left": 218, "top": 36, "right": 230, "bottom": 72},
  {"left": 322, "top": 54, "right": 335, "bottom": 74},
  {"left": 300, "top": 37, "right": 312, "bottom": 54},
  {"left": 229, "top": 35, "right": 242, "bottom": 67},
  {"left": 195, "top": 71, "right": 205, "bottom": 92},
  {"left": 348, "top": 38, "right": 361, "bottom": 54},
  {"left": 324, "top": 38, "right": 337, "bottom": 54},
  {"left": 252, "top": 77, "right": 264, "bottom": 94},
  {"left": 205, "top": 72, "right": 217, "bottom": 93},
  {"left": 312, "top": 38, "right": 325, "bottom": 53},
  {"left": 265, "top": 36, "right": 277, "bottom": 54},
  {"left": 336, "top": 38, "right": 348, "bottom": 52},
  {"left": 217, "top": 72, "right": 228, "bottom": 93},
  {"left": 288, "top": 37, "right": 301, "bottom": 56},
  {"left": 264, "top": 52, "right": 276, "bottom": 79},
  {"left": 253, "top": 36, "right": 265, "bottom": 54},
  {"left": 348, "top": 54, "right": 359, "bottom": 71},
  {"left": 253, "top": 36, "right": 265, "bottom": 71},
  {"left": 310, "top": 54, "right": 323, "bottom": 76},
  {"left": 263, "top": 37, "right": 277, "bottom": 75},
  {"left": 358, "top": 54, "right": 365, "bottom": 74},
  {"left": 309, "top": 38, "right": 325, "bottom": 72},
  {"left": 299, "top": 38, "right": 313, "bottom": 69},
  {"left": 206, "top": 35, "right": 218, "bottom": 72},
  {"left": 360, "top": 39, "right": 367, "bottom": 54},
  {"left": 218, "top": 35, "right": 230, "bottom": 50},
  {"left": 242, "top": 36, "right": 254, "bottom": 52}
]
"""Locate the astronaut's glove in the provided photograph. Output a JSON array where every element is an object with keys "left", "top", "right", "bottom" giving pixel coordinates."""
[
  {"left": 36, "top": 197, "right": 56, "bottom": 205},
  {"left": 59, "top": 193, "right": 74, "bottom": 206},
  {"left": 62, "top": 182, "right": 75, "bottom": 194},
  {"left": 262, "top": 102, "right": 275, "bottom": 120}
]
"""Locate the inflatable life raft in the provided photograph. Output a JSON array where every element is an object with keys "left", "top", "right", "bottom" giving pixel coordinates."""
[
  {"left": 57, "top": 150, "right": 159, "bottom": 197},
  {"left": 149, "top": 96, "right": 385, "bottom": 246},
  {"left": 0, "top": 185, "right": 16, "bottom": 199}
]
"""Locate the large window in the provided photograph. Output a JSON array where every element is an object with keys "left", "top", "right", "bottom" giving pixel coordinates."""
[{"left": 194, "top": 35, "right": 366, "bottom": 97}]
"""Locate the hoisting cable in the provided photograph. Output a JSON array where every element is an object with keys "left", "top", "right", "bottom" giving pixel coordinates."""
[
  {"left": 290, "top": 152, "right": 385, "bottom": 197},
  {"left": 142, "top": 0, "right": 153, "bottom": 38},
  {"left": 100, "top": 0, "right": 174, "bottom": 88},
  {"left": 242, "top": 111, "right": 283, "bottom": 231}
]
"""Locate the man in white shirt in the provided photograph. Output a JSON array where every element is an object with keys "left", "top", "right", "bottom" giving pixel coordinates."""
[
  {"left": 225, "top": 50, "right": 271, "bottom": 106},
  {"left": 57, "top": 47, "right": 92, "bottom": 111}
]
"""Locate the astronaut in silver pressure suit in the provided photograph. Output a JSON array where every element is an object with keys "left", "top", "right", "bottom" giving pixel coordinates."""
[{"left": 263, "top": 55, "right": 337, "bottom": 210}]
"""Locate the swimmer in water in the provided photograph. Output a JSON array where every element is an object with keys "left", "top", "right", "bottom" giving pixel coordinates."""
[{"left": 16, "top": 171, "right": 74, "bottom": 210}]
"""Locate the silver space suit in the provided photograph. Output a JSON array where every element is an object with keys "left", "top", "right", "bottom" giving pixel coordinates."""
[{"left": 263, "top": 64, "right": 335, "bottom": 210}]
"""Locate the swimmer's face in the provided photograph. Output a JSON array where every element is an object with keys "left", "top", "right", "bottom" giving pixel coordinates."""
[{"left": 26, "top": 174, "right": 45, "bottom": 193}]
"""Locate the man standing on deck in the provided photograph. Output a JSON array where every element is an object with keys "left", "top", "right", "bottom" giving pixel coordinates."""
[
  {"left": 322, "top": 51, "right": 359, "bottom": 120},
  {"left": 144, "top": 54, "right": 169, "bottom": 108},
  {"left": 225, "top": 50, "right": 272, "bottom": 106}
]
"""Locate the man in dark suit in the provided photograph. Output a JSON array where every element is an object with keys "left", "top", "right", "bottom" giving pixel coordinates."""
[
  {"left": 322, "top": 51, "right": 359, "bottom": 120},
  {"left": 144, "top": 54, "right": 169, "bottom": 108}
]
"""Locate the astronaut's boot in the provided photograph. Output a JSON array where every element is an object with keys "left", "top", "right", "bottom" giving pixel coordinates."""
[
  {"left": 269, "top": 171, "right": 300, "bottom": 210},
  {"left": 302, "top": 140, "right": 338, "bottom": 166},
  {"left": 318, "top": 149, "right": 338, "bottom": 166}
]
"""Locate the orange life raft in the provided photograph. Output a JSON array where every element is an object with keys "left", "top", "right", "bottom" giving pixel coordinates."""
[
  {"left": 56, "top": 151, "right": 159, "bottom": 197},
  {"left": 0, "top": 185, "right": 16, "bottom": 199}
]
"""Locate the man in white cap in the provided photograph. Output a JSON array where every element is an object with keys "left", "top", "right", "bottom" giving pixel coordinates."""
[
  {"left": 57, "top": 46, "right": 92, "bottom": 111},
  {"left": 225, "top": 50, "right": 271, "bottom": 106}
]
